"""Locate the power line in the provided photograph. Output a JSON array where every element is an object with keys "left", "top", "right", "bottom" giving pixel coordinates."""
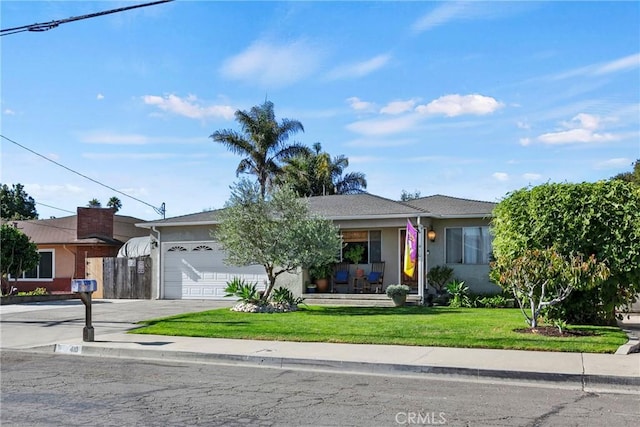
[
  {"left": 35, "top": 202, "right": 75, "bottom": 215},
  {"left": 1, "top": 0, "right": 174, "bottom": 36},
  {"left": 1, "top": 134, "right": 166, "bottom": 218}
]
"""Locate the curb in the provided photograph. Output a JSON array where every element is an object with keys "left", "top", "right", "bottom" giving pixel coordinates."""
[
  {"left": 615, "top": 325, "right": 640, "bottom": 355},
  {"left": 46, "top": 343, "right": 640, "bottom": 393}
]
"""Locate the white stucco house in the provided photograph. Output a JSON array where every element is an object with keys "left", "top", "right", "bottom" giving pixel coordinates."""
[{"left": 136, "top": 193, "right": 500, "bottom": 301}]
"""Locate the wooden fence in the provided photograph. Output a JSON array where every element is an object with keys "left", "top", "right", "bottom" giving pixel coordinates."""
[{"left": 86, "top": 256, "right": 152, "bottom": 299}]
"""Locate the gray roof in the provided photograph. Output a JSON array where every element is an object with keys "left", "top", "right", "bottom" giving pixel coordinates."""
[
  {"left": 139, "top": 193, "right": 494, "bottom": 228},
  {"left": 306, "top": 193, "right": 423, "bottom": 219},
  {"left": 402, "top": 194, "right": 496, "bottom": 217},
  {"left": 137, "top": 209, "right": 223, "bottom": 228}
]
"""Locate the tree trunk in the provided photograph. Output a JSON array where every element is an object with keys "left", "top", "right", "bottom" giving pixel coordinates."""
[{"left": 530, "top": 299, "right": 537, "bottom": 328}]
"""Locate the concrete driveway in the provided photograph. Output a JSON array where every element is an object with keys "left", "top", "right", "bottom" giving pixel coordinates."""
[{"left": 0, "top": 299, "right": 233, "bottom": 350}]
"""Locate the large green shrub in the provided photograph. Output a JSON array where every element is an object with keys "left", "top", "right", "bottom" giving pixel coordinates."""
[{"left": 491, "top": 180, "right": 640, "bottom": 324}]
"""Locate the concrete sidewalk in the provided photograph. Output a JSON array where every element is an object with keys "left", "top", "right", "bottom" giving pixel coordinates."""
[{"left": 3, "top": 300, "right": 639, "bottom": 394}]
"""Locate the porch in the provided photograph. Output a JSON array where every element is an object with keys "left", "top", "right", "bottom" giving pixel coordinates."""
[{"left": 302, "top": 293, "right": 422, "bottom": 307}]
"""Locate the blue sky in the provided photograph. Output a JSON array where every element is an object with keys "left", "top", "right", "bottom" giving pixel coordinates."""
[{"left": 2, "top": 1, "right": 639, "bottom": 221}]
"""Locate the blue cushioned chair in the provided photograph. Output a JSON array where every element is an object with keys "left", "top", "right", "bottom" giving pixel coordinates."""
[
  {"left": 365, "top": 262, "right": 385, "bottom": 293},
  {"left": 331, "top": 262, "right": 350, "bottom": 293}
]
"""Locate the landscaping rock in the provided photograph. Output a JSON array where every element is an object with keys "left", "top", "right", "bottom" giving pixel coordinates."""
[{"left": 231, "top": 302, "right": 299, "bottom": 313}]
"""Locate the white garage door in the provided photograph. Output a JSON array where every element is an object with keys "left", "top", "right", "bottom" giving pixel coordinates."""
[{"left": 163, "top": 241, "right": 268, "bottom": 300}]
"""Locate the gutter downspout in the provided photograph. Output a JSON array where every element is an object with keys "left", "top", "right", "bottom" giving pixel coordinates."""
[
  {"left": 417, "top": 216, "right": 425, "bottom": 305},
  {"left": 152, "top": 226, "right": 162, "bottom": 300}
]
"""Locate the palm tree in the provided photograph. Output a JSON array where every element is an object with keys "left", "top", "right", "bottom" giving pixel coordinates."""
[
  {"left": 280, "top": 142, "right": 367, "bottom": 196},
  {"left": 87, "top": 198, "right": 101, "bottom": 208},
  {"left": 107, "top": 196, "right": 122, "bottom": 213},
  {"left": 210, "top": 101, "right": 307, "bottom": 199}
]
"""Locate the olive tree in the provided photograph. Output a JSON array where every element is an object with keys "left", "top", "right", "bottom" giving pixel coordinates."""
[
  {"left": 213, "top": 180, "right": 342, "bottom": 301},
  {"left": 492, "top": 248, "right": 609, "bottom": 328},
  {"left": 491, "top": 180, "right": 640, "bottom": 324},
  {"left": 1, "top": 224, "right": 40, "bottom": 295}
]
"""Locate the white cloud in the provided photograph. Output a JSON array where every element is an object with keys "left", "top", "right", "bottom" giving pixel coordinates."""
[
  {"left": 551, "top": 52, "right": 640, "bottom": 80},
  {"left": 538, "top": 128, "right": 617, "bottom": 144},
  {"left": 96, "top": 93, "right": 104, "bottom": 100},
  {"left": 78, "top": 131, "right": 208, "bottom": 145},
  {"left": 345, "top": 137, "right": 417, "bottom": 148},
  {"left": 595, "top": 52, "right": 640, "bottom": 75},
  {"left": 492, "top": 172, "right": 509, "bottom": 181},
  {"left": 380, "top": 99, "right": 417, "bottom": 115},
  {"left": 346, "top": 115, "right": 419, "bottom": 136},
  {"left": 516, "top": 120, "right": 530, "bottom": 130},
  {"left": 4, "top": 109, "right": 16, "bottom": 115},
  {"left": 537, "top": 113, "right": 620, "bottom": 145},
  {"left": 220, "top": 40, "right": 320, "bottom": 87},
  {"left": 595, "top": 158, "right": 632, "bottom": 170},
  {"left": 522, "top": 173, "right": 542, "bottom": 181},
  {"left": 563, "top": 113, "right": 599, "bottom": 130},
  {"left": 412, "top": 2, "right": 470, "bottom": 33},
  {"left": 142, "top": 94, "right": 235, "bottom": 120},
  {"left": 326, "top": 54, "right": 391, "bottom": 80},
  {"left": 346, "top": 97, "right": 375, "bottom": 112},
  {"left": 80, "top": 131, "right": 149, "bottom": 145},
  {"left": 416, "top": 94, "right": 503, "bottom": 117},
  {"left": 28, "top": 183, "right": 84, "bottom": 198},
  {"left": 411, "top": 1, "right": 531, "bottom": 34},
  {"left": 82, "top": 152, "right": 209, "bottom": 160},
  {"left": 519, "top": 137, "right": 531, "bottom": 146}
]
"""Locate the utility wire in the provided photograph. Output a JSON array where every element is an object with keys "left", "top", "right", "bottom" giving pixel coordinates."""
[
  {"left": 1, "top": 0, "right": 174, "bottom": 36},
  {"left": 35, "top": 202, "right": 75, "bottom": 215},
  {"left": 1, "top": 134, "right": 166, "bottom": 218}
]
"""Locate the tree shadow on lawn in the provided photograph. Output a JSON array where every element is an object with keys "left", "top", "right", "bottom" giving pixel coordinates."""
[{"left": 298, "top": 306, "right": 463, "bottom": 316}]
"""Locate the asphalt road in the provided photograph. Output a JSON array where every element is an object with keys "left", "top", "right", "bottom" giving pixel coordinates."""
[{"left": 2, "top": 351, "right": 638, "bottom": 427}]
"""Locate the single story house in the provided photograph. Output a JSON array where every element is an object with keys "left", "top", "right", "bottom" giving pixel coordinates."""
[
  {"left": 3, "top": 207, "right": 148, "bottom": 293},
  {"left": 136, "top": 193, "right": 500, "bottom": 300}
]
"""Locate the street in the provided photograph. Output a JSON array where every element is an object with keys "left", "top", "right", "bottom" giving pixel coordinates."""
[{"left": 2, "top": 351, "right": 637, "bottom": 426}]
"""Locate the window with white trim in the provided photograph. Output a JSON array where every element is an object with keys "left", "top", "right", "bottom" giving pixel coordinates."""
[
  {"left": 18, "top": 250, "right": 54, "bottom": 280},
  {"left": 445, "top": 227, "right": 492, "bottom": 264}
]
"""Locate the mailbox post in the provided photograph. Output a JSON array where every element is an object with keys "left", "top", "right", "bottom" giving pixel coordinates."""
[{"left": 71, "top": 279, "right": 97, "bottom": 342}]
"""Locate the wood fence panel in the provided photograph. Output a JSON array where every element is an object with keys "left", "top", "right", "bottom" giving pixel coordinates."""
[
  {"left": 99, "top": 256, "right": 151, "bottom": 299},
  {"left": 85, "top": 257, "right": 104, "bottom": 298}
]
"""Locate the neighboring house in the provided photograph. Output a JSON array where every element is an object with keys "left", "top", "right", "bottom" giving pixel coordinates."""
[
  {"left": 3, "top": 207, "right": 148, "bottom": 293},
  {"left": 137, "top": 193, "right": 499, "bottom": 300}
]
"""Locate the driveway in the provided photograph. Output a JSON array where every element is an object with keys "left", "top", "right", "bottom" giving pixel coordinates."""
[{"left": 0, "top": 299, "right": 233, "bottom": 350}]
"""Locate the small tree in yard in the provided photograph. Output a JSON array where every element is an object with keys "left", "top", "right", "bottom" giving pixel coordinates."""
[
  {"left": 492, "top": 248, "right": 609, "bottom": 328},
  {"left": 427, "top": 265, "right": 454, "bottom": 295},
  {"left": 214, "top": 180, "right": 342, "bottom": 301},
  {"left": 1, "top": 224, "right": 40, "bottom": 295}
]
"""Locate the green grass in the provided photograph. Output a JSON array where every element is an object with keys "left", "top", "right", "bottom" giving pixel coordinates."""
[{"left": 131, "top": 306, "right": 628, "bottom": 353}]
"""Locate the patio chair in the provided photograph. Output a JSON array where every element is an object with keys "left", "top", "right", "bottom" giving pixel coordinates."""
[
  {"left": 364, "top": 262, "right": 385, "bottom": 293},
  {"left": 331, "top": 261, "right": 350, "bottom": 293}
]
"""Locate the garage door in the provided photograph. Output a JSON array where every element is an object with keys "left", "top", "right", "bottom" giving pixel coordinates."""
[{"left": 163, "top": 241, "right": 268, "bottom": 300}]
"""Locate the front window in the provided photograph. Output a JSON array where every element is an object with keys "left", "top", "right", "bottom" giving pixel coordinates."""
[
  {"left": 18, "top": 250, "right": 54, "bottom": 280},
  {"left": 445, "top": 227, "right": 492, "bottom": 264},
  {"left": 341, "top": 230, "right": 382, "bottom": 264}
]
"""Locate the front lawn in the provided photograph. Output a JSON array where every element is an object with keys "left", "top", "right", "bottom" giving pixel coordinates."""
[{"left": 131, "top": 306, "right": 628, "bottom": 353}]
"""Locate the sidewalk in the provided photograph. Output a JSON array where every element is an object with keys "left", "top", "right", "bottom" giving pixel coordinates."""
[
  {"left": 47, "top": 317, "right": 640, "bottom": 394},
  {"left": 4, "top": 300, "right": 639, "bottom": 394}
]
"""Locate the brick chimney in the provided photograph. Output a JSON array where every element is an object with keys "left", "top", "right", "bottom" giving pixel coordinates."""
[{"left": 77, "top": 207, "right": 115, "bottom": 239}]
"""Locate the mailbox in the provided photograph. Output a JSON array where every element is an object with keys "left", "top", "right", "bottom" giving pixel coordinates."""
[{"left": 71, "top": 279, "right": 97, "bottom": 293}]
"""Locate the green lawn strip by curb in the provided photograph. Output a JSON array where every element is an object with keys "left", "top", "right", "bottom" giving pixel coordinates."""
[{"left": 131, "top": 306, "right": 627, "bottom": 354}]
